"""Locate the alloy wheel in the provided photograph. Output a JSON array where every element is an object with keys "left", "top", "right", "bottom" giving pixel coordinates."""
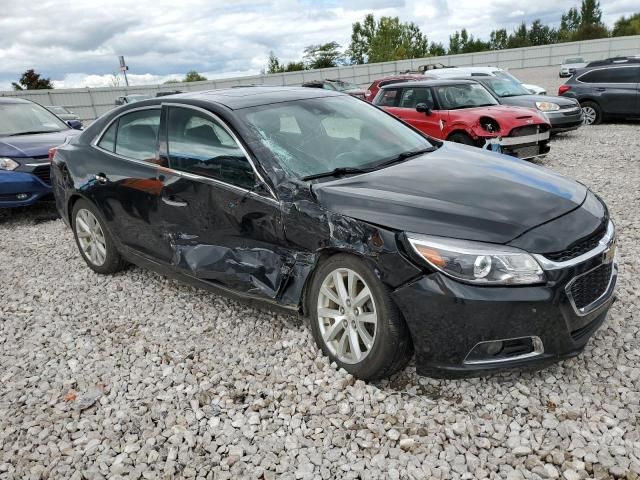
[
  {"left": 582, "top": 106, "right": 597, "bottom": 125},
  {"left": 75, "top": 208, "right": 107, "bottom": 266},
  {"left": 316, "top": 268, "right": 377, "bottom": 364}
]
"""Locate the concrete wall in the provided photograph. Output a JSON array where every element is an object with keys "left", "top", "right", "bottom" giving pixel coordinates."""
[{"left": 2, "top": 35, "right": 638, "bottom": 123}]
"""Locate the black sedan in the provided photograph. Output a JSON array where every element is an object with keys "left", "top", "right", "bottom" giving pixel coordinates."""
[
  {"left": 455, "top": 76, "right": 584, "bottom": 133},
  {"left": 51, "top": 87, "right": 617, "bottom": 379}
]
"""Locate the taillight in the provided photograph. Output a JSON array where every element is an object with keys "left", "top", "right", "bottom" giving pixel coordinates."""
[
  {"left": 48, "top": 147, "right": 58, "bottom": 162},
  {"left": 558, "top": 85, "right": 571, "bottom": 95}
]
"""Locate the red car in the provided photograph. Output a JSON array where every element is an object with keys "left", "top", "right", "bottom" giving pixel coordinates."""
[
  {"left": 374, "top": 79, "right": 552, "bottom": 160},
  {"left": 364, "top": 74, "right": 425, "bottom": 102}
]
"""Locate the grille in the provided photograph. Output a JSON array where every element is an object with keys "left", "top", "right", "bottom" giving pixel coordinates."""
[
  {"left": 545, "top": 228, "right": 605, "bottom": 262},
  {"left": 569, "top": 263, "right": 613, "bottom": 310},
  {"left": 509, "top": 124, "right": 550, "bottom": 137},
  {"left": 32, "top": 165, "right": 51, "bottom": 185}
]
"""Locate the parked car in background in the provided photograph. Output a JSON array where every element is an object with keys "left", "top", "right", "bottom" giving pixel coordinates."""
[
  {"left": 559, "top": 57, "right": 587, "bottom": 77},
  {"left": 51, "top": 87, "right": 616, "bottom": 380},
  {"left": 559, "top": 62, "right": 640, "bottom": 125},
  {"left": 301, "top": 79, "right": 366, "bottom": 99},
  {"left": 0, "top": 98, "right": 80, "bottom": 208},
  {"left": 364, "top": 74, "right": 425, "bottom": 102},
  {"left": 374, "top": 80, "right": 551, "bottom": 159},
  {"left": 456, "top": 76, "right": 583, "bottom": 134},
  {"left": 46, "top": 105, "right": 83, "bottom": 128},
  {"left": 424, "top": 66, "right": 547, "bottom": 95},
  {"left": 115, "top": 94, "right": 153, "bottom": 106}
]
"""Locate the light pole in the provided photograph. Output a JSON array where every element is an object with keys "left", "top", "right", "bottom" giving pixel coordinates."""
[{"left": 118, "top": 56, "right": 130, "bottom": 87}]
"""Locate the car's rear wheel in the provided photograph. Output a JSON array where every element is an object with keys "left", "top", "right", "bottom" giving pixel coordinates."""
[
  {"left": 448, "top": 132, "right": 476, "bottom": 146},
  {"left": 72, "top": 199, "right": 126, "bottom": 274},
  {"left": 308, "top": 254, "right": 413, "bottom": 380},
  {"left": 581, "top": 101, "right": 602, "bottom": 125}
]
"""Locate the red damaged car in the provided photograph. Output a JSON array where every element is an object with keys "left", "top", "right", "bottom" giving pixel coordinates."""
[{"left": 374, "top": 79, "right": 551, "bottom": 160}]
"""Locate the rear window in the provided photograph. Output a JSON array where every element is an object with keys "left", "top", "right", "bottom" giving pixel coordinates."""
[{"left": 579, "top": 67, "right": 639, "bottom": 83}]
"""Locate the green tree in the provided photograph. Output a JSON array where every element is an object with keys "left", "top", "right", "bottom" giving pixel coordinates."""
[
  {"left": 528, "top": 19, "right": 557, "bottom": 45},
  {"left": 580, "top": 0, "right": 603, "bottom": 27},
  {"left": 428, "top": 42, "right": 446, "bottom": 57},
  {"left": 303, "top": 42, "right": 344, "bottom": 69},
  {"left": 559, "top": 1, "right": 608, "bottom": 41},
  {"left": 348, "top": 14, "right": 429, "bottom": 64},
  {"left": 489, "top": 29, "right": 508, "bottom": 50},
  {"left": 183, "top": 71, "right": 207, "bottom": 82},
  {"left": 11, "top": 69, "right": 54, "bottom": 90},
  {"left": 612, "top": 13, "right": 640, "bottom": 36},
  {"left": 284, "top": 61, "right": 306, "bottom": 72},
  {"left": 449, "top": 28, "right": 490, "bottom": 54},
  {"left": 559, "top": 7, "right": 581, "bottom": 40},
  {"left": 267, "top": 51, "right": 284, "bottom": 73}
]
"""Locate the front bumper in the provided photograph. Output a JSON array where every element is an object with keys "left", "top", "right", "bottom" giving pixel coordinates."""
[
  {"left": 0, "top": 163, "right": 52, "bottom": 208},
  {"left": 547, "top": 107, "right": 584, "bottom": 133},
  {"left": 483, "top": 130, "right": 551, "bottom": 160},
  {"left": 392, "top": 233, "right": 617, "bottom": 378}
]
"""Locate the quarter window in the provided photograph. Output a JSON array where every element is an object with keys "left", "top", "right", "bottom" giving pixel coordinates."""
[
  {"left": 98, "top": 121, "right": 117, "bottom": 152},
  {"left": 167, "top": 107, "right": 255, "bottom": 189}
]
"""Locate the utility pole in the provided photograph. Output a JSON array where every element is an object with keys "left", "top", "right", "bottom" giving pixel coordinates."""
[{"left": 118, "top": 56, "right": 130, "bottom": 87}]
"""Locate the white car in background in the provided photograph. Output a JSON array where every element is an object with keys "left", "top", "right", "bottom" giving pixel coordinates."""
[
  {"left": 559, "top": 57, "right": 587, "bottom": 77},
  {"left": 423, "top": 66, "right": 547, "bottom": 95}
]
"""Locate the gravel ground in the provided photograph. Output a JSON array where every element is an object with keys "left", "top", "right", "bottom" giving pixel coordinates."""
[{"left": 1, "top": 124, "right": 639, "bottom": 480}]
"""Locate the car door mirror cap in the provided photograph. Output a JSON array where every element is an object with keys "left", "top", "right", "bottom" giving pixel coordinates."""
[{"left": 416, "top": 102, "right": 433, "bottom": 115}]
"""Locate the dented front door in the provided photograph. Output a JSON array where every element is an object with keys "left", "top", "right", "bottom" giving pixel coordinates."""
[{"left": 157, "top": 104, "right": 289, "bottom": 299}]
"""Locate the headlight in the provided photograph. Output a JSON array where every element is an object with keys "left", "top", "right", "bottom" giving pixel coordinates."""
[
  {"left": 536, "top": 101, "right": 560, "bottom": 112},
  {"left": 0, "top": 158, "right": 20, "bottom": 171},
  {"left": 406, "top": 233, "right": 545, "bottom": 285}
]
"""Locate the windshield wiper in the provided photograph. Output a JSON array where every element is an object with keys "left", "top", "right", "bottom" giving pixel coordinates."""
[
  {"left": 8, "top": 130, "right": 61, "bottom": 136},
  {"left": 302, "top": 167, "right": 371, "bottom": 181},
  {"left": 371, "top": 147, "right": 437, "bottom": 169}
]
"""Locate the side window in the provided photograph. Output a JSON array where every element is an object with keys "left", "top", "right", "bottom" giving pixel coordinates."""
[
  {"left": 399, "top": 88, "right": 434, "bottom": 109},
  {"left": 114, "top": 109, "right": 160, "bottom": 161},
  {"left": 98, "top": 121, "right": 117, "bottom": 152},
  {"left": 167, "top": 107, "right": 255, "bottom": 189},
  {"left": 377, "top": 88, "right": 401, "bottom": 107},
  {"left": 580, "top": 67, "right": 638, "bottom": 83}
]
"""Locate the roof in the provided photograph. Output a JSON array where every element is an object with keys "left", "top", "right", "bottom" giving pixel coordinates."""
[
  {"left": 380, "top": 79, "right": 478, "bottom": 89},
  {"left": 159, "top": 86, "right": 342, "bottom": 109},
  {"left": 0, "top": 97, "right": 31, "bottom": 104}
]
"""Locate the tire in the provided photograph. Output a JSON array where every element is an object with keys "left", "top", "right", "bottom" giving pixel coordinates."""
[
  {"left": 308, "top": 254, "right": 413, "bottom": 380},
  {"left": 71, "top": 199, "right": 127, "bottom": 274},
  {"left": 447, "top": 132, "right": 476, "bottom": 146},
  {"left": 581, "top": 101, "right": 602, "bottom": 125}
]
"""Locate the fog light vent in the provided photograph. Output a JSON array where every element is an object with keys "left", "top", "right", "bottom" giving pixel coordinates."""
[
  {"left": 464, "top": 336, "right": 543, "bottom": 365},
  {"left": 16, "top": 193, "right": 29, "bottom": 200}
]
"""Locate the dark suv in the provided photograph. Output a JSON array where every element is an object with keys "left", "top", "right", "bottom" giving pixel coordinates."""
[{"left": 559, "top": 59, "right": 640, "bottom": 125}]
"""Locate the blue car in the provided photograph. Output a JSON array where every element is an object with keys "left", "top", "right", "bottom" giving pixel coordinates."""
[{"left": 0, "top": 97, "right": 81, "bottom": 208}]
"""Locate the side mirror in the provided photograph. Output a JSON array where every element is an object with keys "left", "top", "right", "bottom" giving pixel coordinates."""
[
  {"left": 67, "top": 120, "right": 83, "bottom": 130},
  {"left": 416, "top": 102, "right": 433, "bottom": 115}
]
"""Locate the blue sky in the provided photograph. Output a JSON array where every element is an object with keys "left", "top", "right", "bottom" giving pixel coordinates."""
[{"left": 0, "top": 0, "right": 636, "bottom": 90}]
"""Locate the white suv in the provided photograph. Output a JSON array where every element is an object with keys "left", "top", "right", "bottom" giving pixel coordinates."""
[{"left": 423, "top": 66, "right": 546, "bottom": 95}]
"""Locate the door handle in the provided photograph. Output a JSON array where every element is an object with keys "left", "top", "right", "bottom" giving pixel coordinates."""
[
  {"left": 596, "top": 87, "right": 606, "bottom": 91},
  {"left": 162, "top": 194, "right": 188, "bottom": 207},
  {"left": 94, "top": 173, "right": 108, "bottom": 184}
]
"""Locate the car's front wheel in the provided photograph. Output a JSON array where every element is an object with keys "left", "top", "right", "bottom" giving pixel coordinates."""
[
  {"left": 581, "top": 101, "right": 602, "bottom": 125},
  {"left": 308, "top": 254, "right": 413, "bottom": 380},
  {"left": 71, "top": 199, "right": 127, "bottom": 274}
]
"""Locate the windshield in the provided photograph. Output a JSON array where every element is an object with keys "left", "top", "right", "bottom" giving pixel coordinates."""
[
  {"left": 330, "top": 81, "right": 360, "bottom": 92},
  {"left": 128, "top": 95, "right": 152, "bottom": 103},
  {"left": 481, "top": 77, "right": 531, "bottom": 97},
  {"left": 434, "top": 83, "right": 499, "bottom": 109},
  {"left": 0, "top": 103, "right": 69, "bottom": 136},
  {"left": 237, "top": 96, "right": 435, "bottom": 179}
]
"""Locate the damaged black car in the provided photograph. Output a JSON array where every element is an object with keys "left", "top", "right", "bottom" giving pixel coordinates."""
[{"left": 51, "top": 87, "right": 617, "bottom": 380}]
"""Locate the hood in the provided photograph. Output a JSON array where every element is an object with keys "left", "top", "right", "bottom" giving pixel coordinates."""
[
  {"left": 499, "top": 94, "right": 578, "bottom": 109},
  {"left": 0, "top": 130, "right": 79, "bottom": 158},
  {"left": 312, "top": 142, "right": 586, "bottom": 245},
  {"left": 453, "top": 105, "right": 549, "bottom": 125}
]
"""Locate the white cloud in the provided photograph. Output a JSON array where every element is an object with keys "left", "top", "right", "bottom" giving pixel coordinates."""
[{"left": 0, "top": 0, "right": 636, "bottom": 90}]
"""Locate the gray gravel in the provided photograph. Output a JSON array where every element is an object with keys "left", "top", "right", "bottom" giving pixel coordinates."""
[{"left": 1, "top": 124, "right": 639, "bottom": 480}]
